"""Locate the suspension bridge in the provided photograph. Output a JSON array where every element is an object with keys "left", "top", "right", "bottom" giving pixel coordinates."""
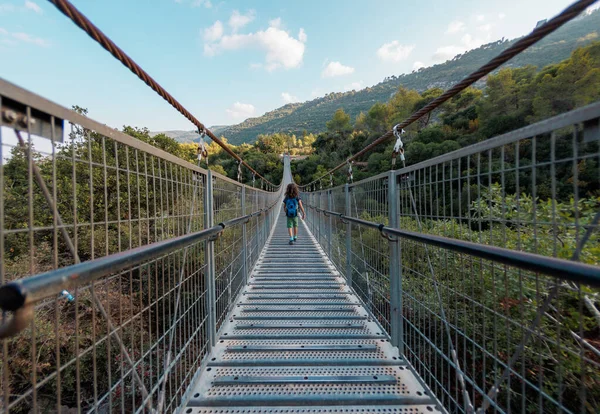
[{"left": 1, "top": 0, "right": 600, "bottom": 413}]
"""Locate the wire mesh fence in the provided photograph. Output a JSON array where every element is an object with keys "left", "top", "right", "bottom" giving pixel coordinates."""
[
  {"left": 301, "top": 101, "right": 600, "bottom": 414},
  {"left": 0, "top": 80, "right": 281, "bottom": 413},
  {"left": 328, "top": 185, "right": 347, "bottom": 278},
  {"left": 303, "top": 175, "right": 393, "bottom": 336}
]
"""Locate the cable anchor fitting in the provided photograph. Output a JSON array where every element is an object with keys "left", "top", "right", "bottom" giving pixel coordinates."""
[
  {"left": 208, "top": 227, "right": 223, "bottom": 242},
  {"left": 347, "top": 160, "right": 353, "bottom": 183},
  {"left": 197, "top": 128, "right": 208, "bottom": 163},
  {"left": 237, "top": 160, "right": 243, "bottom": 183},
  {"left": 392, "top": 125, "right": 405, "bottom": 169},
  {"left": 378, "top": 224, "right": 398, "bottom": 242}
]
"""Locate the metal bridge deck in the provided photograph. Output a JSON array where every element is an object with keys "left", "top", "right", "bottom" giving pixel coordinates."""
[{"left": 185, "top": 213, "right": 441, "bottom": 413}]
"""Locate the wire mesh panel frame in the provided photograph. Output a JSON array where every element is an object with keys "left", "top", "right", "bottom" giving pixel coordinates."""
[
  {"left": 301, "top": 101, "right": 600, "bottom": 414},
  {"left": 0, "top": 79, "right": 282, "bottom": 414}
]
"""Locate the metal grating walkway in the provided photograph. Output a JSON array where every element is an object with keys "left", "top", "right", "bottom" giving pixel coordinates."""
[{"left": 184, "top": 212, "right": 443, "bottom": 413}]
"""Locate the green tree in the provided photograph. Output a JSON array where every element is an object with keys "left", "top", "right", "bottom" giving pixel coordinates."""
[
  {"left": 326, "top": 109, "right": 352, "bottom": 133},
  {"left": 531, "top": 42, "right": 600, "bottom": 121}
]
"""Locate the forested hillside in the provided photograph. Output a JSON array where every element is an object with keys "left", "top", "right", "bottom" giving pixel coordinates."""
[
  {"left": 291, "top": 41, "right": 600, "bottom": 189},
  {"left": 219, "top": 9, "right": 600, "bottom": 144}
]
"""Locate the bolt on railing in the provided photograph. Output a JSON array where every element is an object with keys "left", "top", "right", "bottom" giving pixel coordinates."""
[{"left": 0, "top": 79, "right": 282, "bottom": 413}]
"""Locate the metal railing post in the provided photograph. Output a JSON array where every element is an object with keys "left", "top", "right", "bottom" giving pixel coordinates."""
[
  {"left": 327, "top": 190, "right": 332, "bottom": 258},
  {"left": 263, "top": 195, "right": 268, "bottom": 245},
  {"left": 255, "top": 190, "right": 259, "bottom": 257},
  {"left": 317, "top": 192, "right": 322, "bottom": 247},
  {"left": 310, "top": 193, "right": 313, "bottom": 231},
  {"left": 388, "top": 171, "right": 403, "bottom": 354},
  {"left": 313, "top": 193, "right": 316, "bottom": 234},
  {"left": 312, "top": 193, "right": 316, "bottom": 234},
  {"left": 241, "top": 186, "right": 248, "bottom": 285},
  {"left": 308, "top": 194, "right": 311, "bottom": 231},
  {"left": 345, "top": 184, "right": 352, "bottom": 288},
  {"left": 265, "top": 202, "right": 270, "bottom": 242},
  {"left": 204, "top": 170, "right": 217, "bottom": 348}
]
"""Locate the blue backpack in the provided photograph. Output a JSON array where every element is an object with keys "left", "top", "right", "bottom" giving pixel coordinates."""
[{"left": 285, "top": 197, "right": 298, "bottom": 217}]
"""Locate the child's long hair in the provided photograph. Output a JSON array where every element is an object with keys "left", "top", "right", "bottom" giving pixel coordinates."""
[{"left": 285, "top": 183, "right": 299, "bottom": 198}]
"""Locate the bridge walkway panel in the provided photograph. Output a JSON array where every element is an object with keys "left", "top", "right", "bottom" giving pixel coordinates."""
[{"left": 185, "top": 213, "right": 442, "bottom": 413}]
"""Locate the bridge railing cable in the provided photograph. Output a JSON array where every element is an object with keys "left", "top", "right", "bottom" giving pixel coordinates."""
[
  {"left": 300, "top": 100, "right": 600, "bottom": 413},
  {"left": 46, "top": 0, "right": 279, "bottom": 189},
  {"left": 303, "top": 0, "right": 598, "bottom": 190},
  {"left": 0, "top": 80, "right": 284, "bottom": 413}
]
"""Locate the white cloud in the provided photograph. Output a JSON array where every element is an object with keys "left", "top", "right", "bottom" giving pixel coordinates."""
[
  {"left": 376, "top": 41, "right": 414, "bottom": 62},
  {"left": 433, "top": 31, "right": 491, "bottom": 63},
  {"left": 0, "top": 4, "right": 16, "bottom": 12},
  {"left": 11, "top": 31, "right": 49, "bottom": 46},
  {"left": 586, "top": 3, "right": 600, "bottom": 14},
  {"left": 321, "top": 61, "right": 354, "bottom": 78},
  {"left": 446, "top": 21, "right": 465, "bottom": 34},
  {"left": 413, "top": 61, "right": 425, "bottom": 70},
  {"left": 476, "top": 14, "right": 485, "bottom": 22},
  {"left": 229, "top": 10, "right": 255, "bottom": 32},
  {"left": 478, "top": 23, "right": 492, "bottom": 32},
  {"left": 1, "top": 27, "right": 49, "bottom": 47},
  {"left": 24, "top": 1, "right": 41, "bottom": 13},
  {"left": 298, "top": 28, "right": 307, "bottom": 43},
  {"left": 344, "top": 81, "right": 363, "bottom": 92},
  {"left": 226, "top": 102, "right": 256, "bottom": 120},
  {"left": 177, "top": 0, "right": 211, "bottom": 8},
  {"left": 432, "top": 45, "right": 464, "bottom": 62},
  {"left": 191, "top": 0, "right": 212, "bottom": 7},
  {"left": 281, "top": 92, "right": 299, "bottom": 104},
  {"left": 461, "top": 33, "right": 489, "bottom": 49},
  {"left": 203, "top": 19, "right": 307, "bottom": 71},
  {"left": 498, "top": 13, "right": 506, "bottom": 19},
  {"left": 269, "top": 18, "right": 282, "bottom": 28},
  {"left": 203, "top": 20, "right": 223, "bottom": 42}
]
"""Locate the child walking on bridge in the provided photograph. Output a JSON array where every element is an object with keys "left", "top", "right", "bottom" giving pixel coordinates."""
[{"left": 283, "top": 183, "right": 306, "bottom": 244}]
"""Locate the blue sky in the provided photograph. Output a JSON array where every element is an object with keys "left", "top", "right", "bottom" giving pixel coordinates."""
[{"left": 1, "top": 0, "right": 597, "bottom": 132}]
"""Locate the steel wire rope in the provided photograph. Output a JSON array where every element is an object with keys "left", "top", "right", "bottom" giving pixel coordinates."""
[
  {"left": 46, "top": 0, "right": 278, "bottom": 188},
  {"left": 303, "top": 0, "right": 598, "bottom": 189}
]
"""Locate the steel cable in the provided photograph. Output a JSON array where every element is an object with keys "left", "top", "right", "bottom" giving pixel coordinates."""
[
  {"left": 304, "top": 0, "right": 598, "bottom": 188},
  {"left": 47, "top": 0, "right": 278, "bottom": 187}
]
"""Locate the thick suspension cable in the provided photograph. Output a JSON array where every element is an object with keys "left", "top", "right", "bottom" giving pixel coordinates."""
[
  {"left": 305, "top": 0, "right": 598, "bottom": 188},
  {"left": 47, "top": 0, "right": 277, "bottom": 188}
]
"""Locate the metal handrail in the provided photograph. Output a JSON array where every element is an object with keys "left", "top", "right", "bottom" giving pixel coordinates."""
[
  {"left": 0, "top": 203, "right": 278, "bottom": 338},
  {"left": 308, "top": 206, "right": 600, "bottom": 287}
]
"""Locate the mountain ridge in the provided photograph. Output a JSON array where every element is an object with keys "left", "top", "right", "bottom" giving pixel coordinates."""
[{"left": 154, "top": 9, "right": 600, "bottom": 145}]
